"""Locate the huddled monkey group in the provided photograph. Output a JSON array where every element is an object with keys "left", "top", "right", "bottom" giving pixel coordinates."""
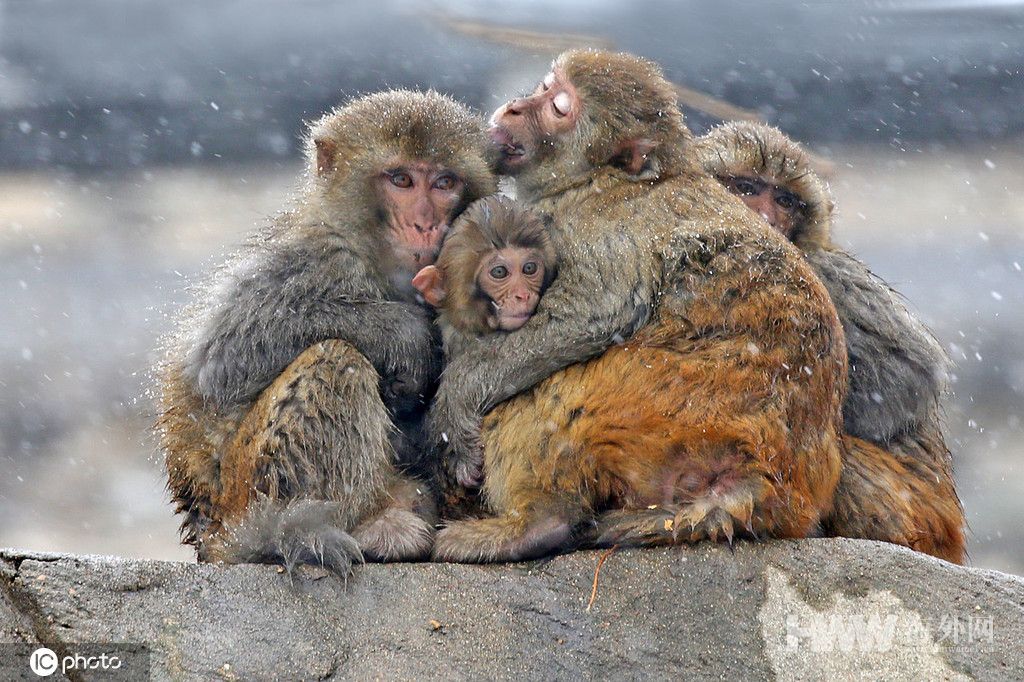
[{"left": 156, "top": 50, "right": 965, "bottom": 575}]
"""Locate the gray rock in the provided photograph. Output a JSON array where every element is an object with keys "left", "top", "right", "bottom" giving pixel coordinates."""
[{"left": 1, "top": 539, "right": 1021, "bottom": 681}]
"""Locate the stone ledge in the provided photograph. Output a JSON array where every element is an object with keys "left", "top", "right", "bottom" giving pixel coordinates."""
[{"left": 1, "top": 539, "right": 1021, "bottom": 680}]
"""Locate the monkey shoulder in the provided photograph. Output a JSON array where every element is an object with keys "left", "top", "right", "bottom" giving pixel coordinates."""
[
  {"left": 805, "top": 247, "right": 947, "bottom": 367},
  {"left": 804, "top": 247, "right": 951, "bottom": 442}
]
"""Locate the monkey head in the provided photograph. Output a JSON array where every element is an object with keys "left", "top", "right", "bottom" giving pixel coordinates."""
[
  {"left": 696, "top": 121, "right": 834, "bottom": 250},
  {"left": 488, "top": 49, "right": 693, "bottom": 198},
  {"left": 412, "top": 196, "right": 557, "bottom": 334},
  {"left": 307, "top": 90, "right": 498, "bottom": 275}
]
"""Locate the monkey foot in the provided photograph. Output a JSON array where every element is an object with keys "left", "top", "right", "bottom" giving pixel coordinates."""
[
  {"left": 670, "top": 484, "right": 760, "bottom": 545},
  {"left": 353, "top": 508, "right": 435, "bottom": 562}
]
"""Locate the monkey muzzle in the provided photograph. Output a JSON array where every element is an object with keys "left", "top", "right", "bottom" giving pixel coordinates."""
[
  {"left": 489, "top": 126, "right": 527, "bottom": 167},
  {"left": 492, "top": 298, "right": 537, "bottom": 331}
]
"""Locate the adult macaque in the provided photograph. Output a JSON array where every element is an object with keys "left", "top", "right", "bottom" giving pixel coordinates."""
[
  {"left": 157, "top": 90, "right": 496, "bottom": 574},
  {"left": 427, "top": 50, "right": 848, "bottom": 562},
  {"left": 696, "top": 122, "right": 964, "bottom": 562}
]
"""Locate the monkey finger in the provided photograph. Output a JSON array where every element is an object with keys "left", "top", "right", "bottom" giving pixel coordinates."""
[{"left": 455, "top": 456, "right": 485, "bottom": 489}]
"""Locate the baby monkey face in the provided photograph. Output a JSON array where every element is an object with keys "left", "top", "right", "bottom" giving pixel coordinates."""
[{"left": 476, "top": 247, "right": 548, "bottom": 331}]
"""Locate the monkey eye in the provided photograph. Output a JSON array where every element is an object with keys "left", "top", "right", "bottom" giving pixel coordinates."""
[
  {"left": 522, "top": 261, "right": 538, "bottom": 275},
  {"left": 433, "top": 174, "right": 458, "bottom": 191},
  {"left": 387, "top": 171, "right": 413, "bottom": 189},
  {"left": 774, "top": 192, "right": 798, "bottom": 210},
  {"left": 552, "top": 92, "right": 572, "bottom": 117},
  {"left": 734, "top": 179, "right": 759, "bottom": 196},
  {"left": 489, "top": 265, "right": 509, "bottom": 279},
  {"left": 542, "top": 73, "right": 556, "bottom": 90}
]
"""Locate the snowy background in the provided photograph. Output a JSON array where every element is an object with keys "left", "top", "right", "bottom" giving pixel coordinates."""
[{"left": 0, "top": 0, "right": 1021, "bottom": 574}]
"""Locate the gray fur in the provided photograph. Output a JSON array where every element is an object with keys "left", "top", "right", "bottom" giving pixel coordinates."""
[
  {"left": 805, "top": 247, "right": 952, "bottom": 443},
  {"left": 169, "top": 213, "right": 439, "bottom": 571},
  {"left": 219, "top": 496, "right": 363, "bottom": 576},
  {"left": 181, "top": 219, "right": 440, "bottom": 413}
]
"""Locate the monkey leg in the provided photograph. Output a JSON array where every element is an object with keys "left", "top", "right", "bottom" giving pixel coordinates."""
[
  {"left": 351, "top": 474, "right": 437, "bottom": 562},
  {"left": 823, "top": 434, "right": 965, "bottom": 564},
  {"left": 203, "top": 339, "right": 434, "bottom": 573},
  {"left": 432, "top": 396, "right": 593, "bottom": 564},
  {"left": 432, "top": 499, "right": 579, "bottom": 563},
  {"left": 586, "top": 440, "right": 838, "bottom": 549},
  {"left": 659, "top": 426, "right": 842, "bottom": 546},
  {"left": 551, "top": 341, "right": 842, "bottom": 550}
]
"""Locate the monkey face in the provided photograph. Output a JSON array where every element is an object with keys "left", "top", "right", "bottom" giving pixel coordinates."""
[
  {"left": 476, "top": 247, "right": 547, "bottom": 331},
  {"left": 379, "top": 162, "right": 466, "bottom": 271},
  {"left": 413, "top": 196, "right": 557, "bottom": 336},
  {"left": 488, "top": 68, "right": 580, "bottom": 174},
  {"left": 721, "top": 175, "right": 806, "bottom": 240}
]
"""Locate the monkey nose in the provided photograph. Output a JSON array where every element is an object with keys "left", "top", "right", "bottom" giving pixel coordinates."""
[{"left": 505, "top": 98, "right": 527, "bottom": 115}]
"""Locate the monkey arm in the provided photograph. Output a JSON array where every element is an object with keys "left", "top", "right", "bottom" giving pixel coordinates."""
[
  {"left": 184, "top": 247, "right": 438, "bottom": 408},
  {"left": 430, "top": 232, "right": 658, "bottom": 485},
  {"left": 805, "top": 247, "right": 952, "bottom": 443},
  {"left": 190, "top": 298, "right": 437, "bottom": 409}
]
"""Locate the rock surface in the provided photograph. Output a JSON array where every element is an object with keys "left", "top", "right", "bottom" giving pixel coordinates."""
[{"left": 1, "top": 539, "right": 1021, "bottom": 681}]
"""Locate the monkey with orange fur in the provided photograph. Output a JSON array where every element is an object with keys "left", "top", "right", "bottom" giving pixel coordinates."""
[
  {"left": 425, "top": 51, "right": 849, "bottom": 562},
  {"left": 695, "top": 122, "right": 964, "bottom": 563}
]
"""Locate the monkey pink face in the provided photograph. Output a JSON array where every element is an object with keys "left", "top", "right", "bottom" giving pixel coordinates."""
[
  {"left": 722, "top": 175, "right": 805, "bottom": 240},
  {"left": 477, "top": 247, "right": 547, "bottom": 331},
  {"left": 380, "top": 162, "right": 465, "bottom": 270},
  {"left": 489, "top": 68, "right": 581, "bottom": 174}
]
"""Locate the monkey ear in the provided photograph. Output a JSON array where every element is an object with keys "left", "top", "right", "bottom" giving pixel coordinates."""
[
  {"left": 412, "top": 266, "right": 446, "bottom": 307},
  {"left": 612, "top": 138, "right": 658, "bottom": 176},
  {"left": 314, "top": 137, "right": 337, "bottom": 177}
]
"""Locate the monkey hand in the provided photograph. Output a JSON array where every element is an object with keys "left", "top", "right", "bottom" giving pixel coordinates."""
[
  {"left": 454, "top": 452, "right": 485, "bottom": 490},
  {"left": 356, "top": 303, "right": 441, "bottom": 407},
  {"left": 427, "top": 388, "right": 485, "bottom": 489}
]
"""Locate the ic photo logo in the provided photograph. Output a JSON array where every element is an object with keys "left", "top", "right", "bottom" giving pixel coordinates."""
[
  {"left": 28, "top": 646, "right": 124, "bottom": 677},
  {"left": 28, "top": 647, "right": 58, "bottom": 677}
]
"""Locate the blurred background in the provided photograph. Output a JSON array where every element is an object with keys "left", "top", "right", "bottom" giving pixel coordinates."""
[{"left": 0, "top": 0, "right": 1021, "bottom": 574}]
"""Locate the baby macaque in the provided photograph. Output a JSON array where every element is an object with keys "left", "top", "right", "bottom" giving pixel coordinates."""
[{"left": 413, "top": 196, "right": 556, "bottom": 337}]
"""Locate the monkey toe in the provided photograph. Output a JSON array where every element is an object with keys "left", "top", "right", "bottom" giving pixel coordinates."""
[{"left": 353, "top": 508, "right": 435, "bottom": 562}]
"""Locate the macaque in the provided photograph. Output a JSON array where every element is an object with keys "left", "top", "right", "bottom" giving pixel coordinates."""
[
  {"left": 695, "top": 121, "right": 964, "bottom": 563},
  {"left": 156, "top": 90, "right": 497, "bottom": 574},
  {"left": 413, "top": 196, "right": 556, "bottom": 337},
  {"left": 426, "top": 50, "right": 848, "bottom": 562},
  {"left": 411, "top": 196, "right": 554, "bottom": 518}
]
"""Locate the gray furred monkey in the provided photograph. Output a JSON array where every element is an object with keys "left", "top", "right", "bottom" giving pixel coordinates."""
[{"left": 156, "top": 90, "right": 497, "bottom": 574}]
